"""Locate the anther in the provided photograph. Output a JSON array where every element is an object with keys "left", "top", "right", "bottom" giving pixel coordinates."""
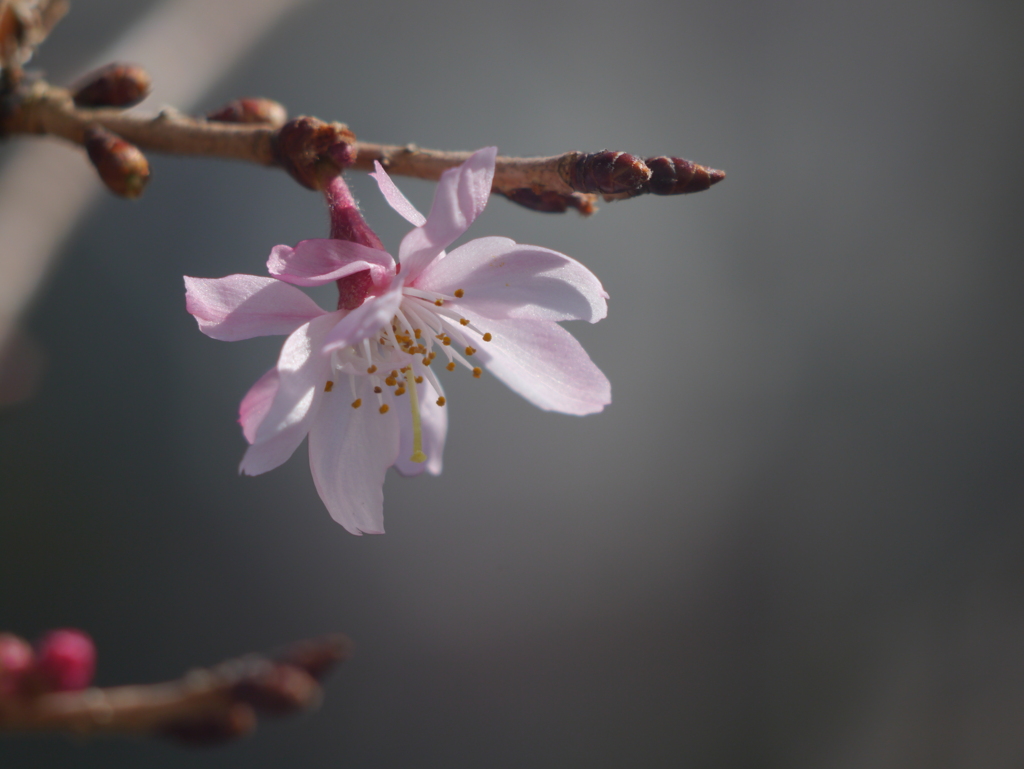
[
  {"left": 442, "top": 336, "right": 452, "bottom": 346},
  {"left": 366, "top": 365, "right": 377, "bottom": 374},
  {"left": 414, "top": 329, "right": 422, "bottom": 338},
  {"left": 446, "top": 362, "right": 456, "bottom": 372},
  {"left": 454, "top": 289, "right": 465, "bottom": 298},
  {"left": 472, "top": 367, "right": 482, "bottom": 378},
  {"left": 434, "top": 299, "right": 443, "bottom": 306},
  {"left": 459, "top": 318, "right": 470, "bottom": 326},
  {"left": 415, "top": 376, "right": 424, "bottom": 384},
  {"left": 374, "top": 386, "right": 382, "bottom": 394},
  {"left": 465, "top": 346, "right": 477, "bottom": 356},
  {"left": 324, "top": 380, "right": 334, "bottom": 392},
  {"left": 351, "top": 398, "right": 362, "bottom": 408},
  {"left": 482, "top": 333, "right": 492, "bottom": 342},
  {"left": 379, "top": 404, "right": 390, "bottom": 414},
  {"left": 394, "top": 387, "right": 406, "bottom": 396},
  {"left": 436, "top": 396, "right": 446, "bottom": 406},
  {"left": 422, "top": 357, "right": 432, "bottom": 366}
]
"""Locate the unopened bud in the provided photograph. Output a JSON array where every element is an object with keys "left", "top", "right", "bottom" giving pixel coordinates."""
[
  {"left": 0, "top": 633, "right": 34, "bottom": 697},
  {"left": 563, "top": 151, "right": 651, "bottom": 196},
  {"left": 84, "top": 125, "right": 150, "bottom": 198},
  {"left": 502, "top": 188, "right": 596, "bottom": 216},
  {"left": 207, "top": 97, "right": 287, "bottom": 126},
  {"left": 272, "top": 116, "right": 356, "bottom": 190},
  {"left": 645, "top": 156, "right": 725, "bottom": 195},
  {"left": 72, "top": 63, "right": 151, "bottom": 108},
  {"left": 34, "top": 628, "right": 95, "bottom": 692}
]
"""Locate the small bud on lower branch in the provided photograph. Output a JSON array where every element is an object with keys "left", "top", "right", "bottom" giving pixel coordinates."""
[
  {"left": 207, "top": 97, "right": 287, "bottom": 126},
  {"left": 84, "top": 125, "right": 150, "bottom": 198},
  {"left": 71, "top": 63, "right": 151, "bottom": 108},
  {"left": 272, "top": 116, "right": 356, "bottom": 190},
  {"left": 561, "top": 151, "right": 652, "bottom": 196}
]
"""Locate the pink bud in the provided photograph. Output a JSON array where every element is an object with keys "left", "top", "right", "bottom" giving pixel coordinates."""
[
  {"left": 34, "top": 629, "right": 96, "bottom": 692},
  {"left": 0, "top": 633, "right": 34, "bottom": 697}
]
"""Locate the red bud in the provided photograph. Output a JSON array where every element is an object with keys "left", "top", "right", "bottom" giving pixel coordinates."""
[
  {"left": 34, "top": 628, "right": 95, "bottom": 692},
  {"left": 72, "top": 63, "right": 151, "bottom": 108},
  {"left": 84, "top": 125, "right": 150, "bottom": 199},
  {"left": 207, "top": 97, "right": 287, "bottom": 126}
]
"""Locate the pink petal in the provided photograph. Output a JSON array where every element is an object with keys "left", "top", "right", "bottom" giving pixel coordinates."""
[
  {"left": 241, "top": 310, "right": 345, "bottom": 475},
  {"left": 321, "top": 279, "right": 404, "bottom": 354},
  {"left": 308, "top": 377, "right": 400, "bottom": 534},
  {"left": 394, "top": 372, "right": 447, "bottom": 476},
  {"left": 267, "top": 239, "right": 395, "bottom": 289},
  {"left": 415, "top": 236, "right": 608, "bottom": 323},
  {"left": 396, "top": 147, "right": 498, "bottom": 282},
  {"left": 465, "top": 313, "right": 611, "bottom": 416},
  {"left": 239, "top": 367, "right": 279, "bottom": 443},
  {"left": 184, "top": 275, "right": 324, "bottom": 341},
  {"left": 370, "top": 161, "right": 426, "bottom": 227}
]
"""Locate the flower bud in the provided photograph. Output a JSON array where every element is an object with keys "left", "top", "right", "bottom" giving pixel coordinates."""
[
  {"left": 207, "top": 97, "right": 287, "bottom": 126},
  {"left": 72, "top": 63, "right": 151, "bottom": 108},
  {"left": 272, "top": 116, "right": 356, "bottom": 190},
  {"left": 563, "top": 151, "right": 651, "bottom": 196},
  {"left": 502, "top": 188, "right": 596, "bottom": 216},
  {"left": 645, "top": 156, "right": 725, "bottom": 195},
  {"left": 84, "top": 125, "right": 150, "bottom": 199},
  {"left": 0, "top": 633, "right": 34, "bottom": 697},
  {"left": 33, "top": 628, "right": 95, "bottom": 692}
]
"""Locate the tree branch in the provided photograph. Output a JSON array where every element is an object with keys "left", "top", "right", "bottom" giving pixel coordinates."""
[
  {"left": 0, "top": 634, "right": 352, "bottom": 745},
  {"left": 1, "top": 82, "right": 724, "bottom": 214}
]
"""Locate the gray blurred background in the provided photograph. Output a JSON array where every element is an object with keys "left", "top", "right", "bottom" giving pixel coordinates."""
[{"left": 2, "top": 0, "right": 1024, "bottom": 766}]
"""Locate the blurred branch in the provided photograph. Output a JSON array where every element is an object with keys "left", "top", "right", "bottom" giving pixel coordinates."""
[{"left": 0, "top": 635, "right": 352, "bottom": 745}]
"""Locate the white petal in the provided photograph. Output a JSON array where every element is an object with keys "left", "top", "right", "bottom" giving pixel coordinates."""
[
  {"left": 465, "top": 313, "right": 611, "bottom": 416},
  {"left": 308, "top": 377, "right": 400, "bottom": 534},
  {"left": 415, "top": 236, "right": 608, "bottom": 323},
  {"left": 184, "top": 275, "right": 324, "bottom": 341}
]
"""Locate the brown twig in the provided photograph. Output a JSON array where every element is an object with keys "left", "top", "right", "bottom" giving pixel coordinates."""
[
  {"left": 1, "top": 82, "right": 724, "bottom": 213},
  {"left": 0, "top": 634, "right": 352, "bottom": 745}
]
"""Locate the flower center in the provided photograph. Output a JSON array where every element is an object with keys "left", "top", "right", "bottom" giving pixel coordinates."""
[{"left": 326, "top": 286, "right": 492, "bottom": 463}]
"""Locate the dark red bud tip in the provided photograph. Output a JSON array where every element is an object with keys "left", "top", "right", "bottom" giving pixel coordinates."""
[
  {"left": 645, "top": 156, "right": 725, "bottom": 195},
  {"left": 565, "top": 151, "right": 651, "bottom": 195},
  {"left": 161, "top": 703, "right": 257, "bottom": 746},
  {"left": 0, "top": 633, "right": 34, "bottom": 697},
  {"left": 272, "top": 116, "right": 357, "bottom": 190},
  {"left": 232, "top": 664, "right": 321, "bottom": 715},
  {"left": 84, "top": 125, "right": 150, "bottom": 198},
  {"left": 72, "top": 63, "right": 151, "bottom": 108},
  {"left": 502, "top": 188, "right": 597, "bottom": 216},
  {"left": 206, "top": 97, "right": 287, "bottom": 126},
  {"left": 34, "top": 629, "right": 95, "bottom": 692}
]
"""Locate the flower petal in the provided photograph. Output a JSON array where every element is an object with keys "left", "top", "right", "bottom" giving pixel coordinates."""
[
  {"left": 465, "top": 313, "right": 611, "bottom": 416},
  {"left": 241, "top": 310, "right": 344, "bottom": 476},
  {"left": 184, "top": 275, "right": 324, "bottom": 341},
  {"left": 308, "top": 377, "right": 400, "bottom": 534},
  {"left": 370, "top": 161, "right": 426, "bottom": 227},
  {"left": 416, "top": 236, "right": 608, "bottom": 323},
  {"left": 394, "top": 372, "right": 447, "bottom": 477},
  {"left": 321, "top": 278, "right": 404, "bottom": 354},
  {"left": 239, "top": 367, "right": 278, "bottom": 444},
  {"left": 396, "top": 147, "right": 497, "bottom": 282},
  {"left": 267, "top": 239, "right": 395, "bottom": 289}
]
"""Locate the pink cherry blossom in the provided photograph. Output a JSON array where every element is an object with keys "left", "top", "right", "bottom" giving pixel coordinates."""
[{"left": 185, "top": 148, "right": 610, "bottom": 534}]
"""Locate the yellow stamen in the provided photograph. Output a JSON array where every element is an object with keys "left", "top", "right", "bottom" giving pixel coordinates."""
[
  {"left": 446, "top": 362, "right": 456, "bottom": 372},
  {"left": 374, "top": 386, "right": 382, "bottom": 394},
  {"left": 379, "top": 404, "right": 390, "bottom": 414},
  {"left": 465, "top": 346, "right": 476, "bottom": 356},
  {"left": 454, "top": 288, "right": 465, "bottom": 298},
  {"left": 366, "top": 365, "right": 377, "bottom": 374},
  {"left": 415, "top": 376, "right": 424, "bottom": 384},
  {"left": 434, "top": 298, "right": 443, "bottom": 306},
  {"left": 324, "top": 380, "right": 334, "bottom": 392},
  {"left": 351, "top": 398, "right": 362, "bottom": 408},
  {"left": 459, "top": 318, "right": 469, "bottom": 326},
  {"left": 436, "top": 396, "right": 446, "bottom": 406},
  {"left": 394, "top": 386, "right": 406, "bottom": 396},
  {"left": 472, "top": 367, "right": 482, "bottom": 378},
  {"left": 414, "top": 328, "right": 422, "bottom": 338},
  {"left": 482, "top": 333, "right": 492, "bottom": 342},
  {"left": 404, "top": 369, "right": 427, "bottom": 463}
]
